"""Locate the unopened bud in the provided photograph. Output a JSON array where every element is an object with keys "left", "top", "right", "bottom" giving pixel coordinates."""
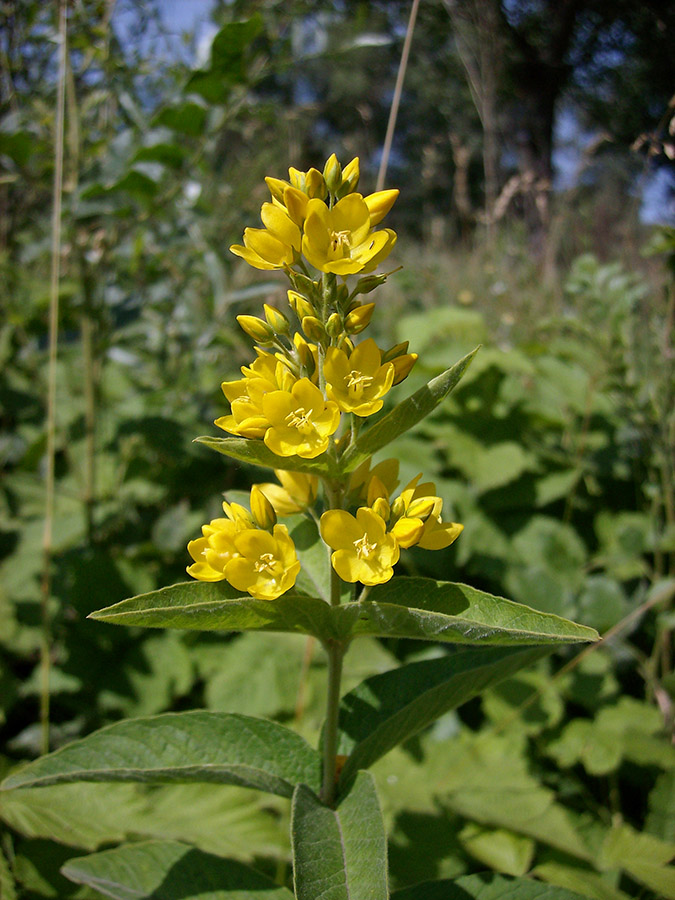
[
  {"left": 391, "top": 352, "right": 418, "bottom": 385},
  {"left": 323, "top": 153, "right": 342, "bottom": 193},
  {"left": 304, "top": 167, "right": 326, "bottom": 199},
  {"left": 264, "top": 304, "right": 290, "bottom": 334},
  {"left": 250, "top": 485, "right": 277, "bottom": 530},
  {"left": 265, "top": 176, "right": 288, "bottom": 204},
  {"left": 222, "top": 500, "right": 254, "bottom": 526},
  {"left": 372, "top": 497, "right": 391, "bottom": 521},
  {"left": 283, "top": 186, "right": 309, "bottom": 225},
  {"left": 341, "top": 157, "right": 360, "bottom": 194},
  {"left": 391, "top": 516, "right": 425, "bottom": 548},
  {"left": 302, "top": 316, "right": 327, "bottom": 344},
  {"left": 336, "top": 283, "right": 349, "bottom": 307},
  {"left": 326, "top": 313, "right": 343, "bottom": 338},
  {"left": 364, "top": 189, "right": 399, "bottom": 225},
  {"left": 407, "top": 496, "right": 437, "bottom": 520},
  {"left": 288, "top": 166, "right": 305, "bottom": 192},
  {"left": 288, "top": 271, "right": 320, "bottom": 299},
  {"left": 381, "top": 341, "right": 409, "bottom": 363},
  {"left": 345, "top": 302, "right": 375, "bottom": 335},
  {"left": 367, "top": 475, "right": 389, "bottom": 506},
  {"left": 337, "top": 335, "right": 355, "bottom": 354},
  {"left": 390, "top": 496, "right": 406, "bottom": 519},
  {"left": 236, "top": 315, "right": 275, "bottom": 344},
  {"left": 353, "top": 273, "right": 388, "bottom": 296},
  {"left": 288, "top": 290, "right": 315, "bottom": 321},
  {"left": 296, "top": 338, "right": 316, "bottom": 377}
]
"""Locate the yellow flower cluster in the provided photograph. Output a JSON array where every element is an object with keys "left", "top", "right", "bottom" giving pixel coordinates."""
[
  {"left": 187, "top": 489, "right": 300, "bottom": 600},
  {"left": 187, "top": 154, "right": 464, "bottom": 599},
  {"left": 230, "top": 156, "right": 398, "bottom": 276}
]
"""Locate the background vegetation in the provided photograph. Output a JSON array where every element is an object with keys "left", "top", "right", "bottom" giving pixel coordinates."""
[{"left": 1, "top": 1, "right": 674, "bottom": 897}]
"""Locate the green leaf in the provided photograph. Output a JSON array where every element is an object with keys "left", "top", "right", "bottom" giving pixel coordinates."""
[
  {"left": 391, "top": 872, "right": 588, "bottom": 899},
  {"left": 133, "top": 142, "right": 186, "bottom": 168},
  {"left": 0, "top": 846, "right": 17, "bottom": 900},
  {"left": 598, "top": 824, "right": 675, "bottom": 899},
  {"left": 154, "top": 101, "right": 207, "bottom": 136},
  {"left": 87, "top": 578, "right": 596, "bottom": 648},
  {"left": 291, "top": 772, "right": 388, "bottom": 900},
  {"left": 647, "top": 771, "right": 675, "bottom": 842},
  {"left": 195, "top": 435, "right": 338, "bottom": 476},
  {"left": 359, "top": 578, "right": 598, "bottom": 645},
  {"left": 532, "top": 861, "right": 634, "bottom": 900},
  {"left": 458, "top": 823, "right": 535, "bottom": 876},
  {"left": 62, "top": 840, "right": 294, "bottom": 899},
  {"left": 336, "top": 646, "right": 553, "bottom": 785},
  {"left": 341, "top": 347, "right": 479, "bottom": 471},
  {"left": 1, "top": 711, "right": 321, "bottom": 797}
]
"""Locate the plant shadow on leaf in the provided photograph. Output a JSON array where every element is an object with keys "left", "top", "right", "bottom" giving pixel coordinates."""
[{"left": 388, "top": 810, "right": 468, "bottom": 889}]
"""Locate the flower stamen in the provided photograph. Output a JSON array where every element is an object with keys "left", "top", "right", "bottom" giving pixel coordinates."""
[
  {"left": 353, "top": 534, "right": 376, "bottom": 559},
  {"left": 346, "top": 370, "right": 373, "bottom": 390},
  {"left": 330, "top": 229, "right": 351, "bottom": 253},
  {"left": 254, "top": 552, "right": 277, "bottom": 573},
  {"left": 285, "top": 406, "right": 313, "bottom": 432}
]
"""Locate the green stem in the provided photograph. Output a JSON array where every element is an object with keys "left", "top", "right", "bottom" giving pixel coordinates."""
[{"left": 321, "top": 638, "right": 345, "bottom": 806}]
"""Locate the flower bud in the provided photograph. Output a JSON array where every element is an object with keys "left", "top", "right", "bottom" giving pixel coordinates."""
[
  {"left": 222, "top": 500, "right": 254, "bottom": 526},
  {"left": 352, "top": 273, "right": 388, "bottom": 296},
  {"left": 372, "top": 497, "right": 391, "bottom": 521},
  {"left": 406, "top": 496, "right": 437, "bottom": 521},
  {"left": 390, "top": 496, "right": 406, "bottom": 520},
  {"left": 345, "top": 302, "right": 375, "bottom": 335},
  {"left": 302, "top": 316, "right": 327, "bottom": 344},
  {"left": 326, "top": 313, "right": 343, "bottom": 338},
  {"left": 288, "top": 166, "right": 305, "bottom": 192},
  {"left": 391, "top": 352, "right": 418, "bottom": 385},
  {"left": 283, "top": 186, "right": 309, "bottom": 225},
  {"left": 391, "top": 516, "right": 425, "bottom": 548},
  {"left": 381, "top": 341, "right": 409, "bottom": 363},
  {"left": 264, "top": 304, "right": 290, "bottom": 334},
  {"left": 265, "top": 176, "right": 287, "bottom": 204},
  {"left": 367, "top": 475, "right": 389, "bottom": 506},
  {"left": 341, "top": 157, "right": 360, "bottom": 193},
  {"left": 236, "top": 315, "right": 275, "bottom": 344},
  {"left": 288, "top": 271, "right": 320, "bottom": 300},
  {"left": 250, "top": 485, "right": 277, "bottom": 530},
  {"left": 323, "top": 153, "right": 343, "bottom": 193},
  {"left": 288, "top": 290, "right": 315, "bottom": 321},
  {"left": 295, "top": 338, "right": 316, "bottom": 377},
  {"left": 304, "top": 167, "right": 326, "bottom": 199},
  {"left": 336, "top": 283, "right": 350, "bottom": 307},
  {"left": 364, "top": 189, "right": 399, "bottom": 225}
]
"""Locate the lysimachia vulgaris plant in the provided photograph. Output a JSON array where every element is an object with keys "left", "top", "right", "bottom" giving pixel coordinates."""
[{"left": 1, "top": 156, "right": 597, "bottom": 900}]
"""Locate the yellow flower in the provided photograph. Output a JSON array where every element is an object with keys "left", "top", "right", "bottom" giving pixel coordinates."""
[
  {"left": 226, "top": 524, "right": 301, "bottom": 600},
  {"left": 230, "top": 203, "right": 301, "bottom": 270},
  {"left": 302, "top": 195, "right": 396, "bottom": 275},
  {"left": 215, "top": 353, "right": 296, "bottom": 439},
  {"left": 186, "top": 517, "right": 245, "bottom": 583},
  {"left": 324, "top": 338, "right": 395, "bottom": 416},
  {"left": 257, "top": 470, "right": 319, "bottom": 515},
  {"left": 263, "top": 378, "right": 340, "bottom": 458},
  {"left": 320, "top": 507, "right": 399, "bottom": 585},
  {"left": 364, "top": 189, "right": 399, "bottom": 225},
  {"left": 390, "top": 475, "right": 464, "bottom": 551}
]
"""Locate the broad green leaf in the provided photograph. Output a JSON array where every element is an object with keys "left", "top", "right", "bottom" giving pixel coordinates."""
[
  {"left": 1, "top": 711, "right": 321, "bottom": 797},
  {"left": 598, "top": 823, "right": 675, "bottom": 899},
  {"left": 341, "top": 347, "right": 479, "bottom": 471},
  {"left": 439, "top": 734, "right": 592, "bottom": 860},
  {"left": 391, "top": 872, "right": 587, "bottom": 899},
  {"left": 62, "top": 840, "right": 293, "bottom": 900},
  {"left": 647, "top": 771, "right": 675, "bottom": 842},
  {"left": 291, "top": 772, "right": 388, "bottom": 900},
  {"left": 195, "top": 435, "right": 337, "bottom": 476},
  {"left": 88, "top": 578, "right": 597, "bottom": 647},
  {"left": 336, "top": 647, "right": 553, "bottom": 785},
  {"left": 154, "top": 101, "right": 207, "bottom": 136}
]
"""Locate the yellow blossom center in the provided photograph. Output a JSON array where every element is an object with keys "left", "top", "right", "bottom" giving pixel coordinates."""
[
  {"left": 330, "top": 229, "right": 351, "bottom": 254},
  {"left": 285, "top": 406, "right": 314, "bottom": 433},
  {"left": 353, "top": 534, "right": 377, "bottom": 559},
  {"left": 346, "top": 370, "right": 373, "bottom": 390},
  {"left": 254, "top": 552, "right": 277, "bottom": 573}
]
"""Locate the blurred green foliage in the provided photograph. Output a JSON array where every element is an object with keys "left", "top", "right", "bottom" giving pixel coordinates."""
[{"left": 1, "top": 1, "right": 674, "bottom": 897}]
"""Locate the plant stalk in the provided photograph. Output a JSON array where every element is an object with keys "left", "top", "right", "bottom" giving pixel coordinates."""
[{"left": 320, "top": 638, "right": 345, "bottom": 806}]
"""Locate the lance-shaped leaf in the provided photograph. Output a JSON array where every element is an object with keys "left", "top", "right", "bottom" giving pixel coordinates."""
[
  {"left": 1, "top": 711, "right": 321, "bottom": 797},
  {"left": 195, "top": 435, "right": 338, "bottom": 477},
  {"left": 291, "top": 772, "right": 388, "bottom": 900},
  {"left": 341, "top": 347, "right": 479, "bottom": 471},
  {"left": 87, "top": 581, "right": 347, "bottom": 639},
  {"left": 87, "top": 579, "right": 596, "bottom": 646},
  {"left": 62, "top": 840, "right": 294, "bottom": 900},
  {"left": 391, "top": 873, "right": 588, "bottom": 899},
  {"left": 335, "top": 646, "right": 554, "bottom": 787},
  {"left": 351, "top": 578, "right": 598, "bottom": 645}
]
